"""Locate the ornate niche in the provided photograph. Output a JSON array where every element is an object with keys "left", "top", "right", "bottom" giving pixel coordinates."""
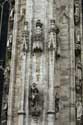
[
  {"left": 48, "top": 20, "right": 60, "bottom": 57},
  {"left": 1, "top": 66, "right": 10, "bottom": 124},
  {"left": 54, "top": 86, "right": 60, "bottom": 119},
  {"left": 55, "top": 92, "right": 60, "bottom": 114},
  {"left": 75, "top": 61, "right": 82, "bottom": 95},
  {"left": 76, "top": 101, "right": 82, "bottom": 121},
  {"left": 32, "top": 20, "right": 44, "bottom": 53},
  {"left": 74, "top": 0, "right": 80, "bottom": 25},
  {"left": 75, "top": 30, "right": 81, "bottom": 57},
  {"left": 7, "top": 33, "right": 13, "bottom": 59},
  {"left": 29, "top": 83, "right": 43, "bottom": 118}
]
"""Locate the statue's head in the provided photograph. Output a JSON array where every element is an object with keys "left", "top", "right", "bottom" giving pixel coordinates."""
[
  {"left": 32, "top": 83, "right": 36, "bottom": 88},
  {"left": 36, "top": 20, "right": 43, "bottom": 28},
  {"left": 36, "top": 20, "right": 43, "bottom": 34}
]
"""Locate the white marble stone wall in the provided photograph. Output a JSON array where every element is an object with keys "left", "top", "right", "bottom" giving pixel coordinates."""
[{"left": 7, "top": 0, "right": 79, "bottom": 125}]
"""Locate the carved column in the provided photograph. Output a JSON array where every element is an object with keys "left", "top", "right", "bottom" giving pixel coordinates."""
[
  {"left": 47, "top": 20, "right": 58, "bottom": 125},
  {"left": 7, "top": 0, "right": 20, "bottom": 124},
  {"left": 18, "top": 22, "right": 28, "bottom": 125},
  {"left": 24, "top": 0, "right": 33, "bottom": 124}
]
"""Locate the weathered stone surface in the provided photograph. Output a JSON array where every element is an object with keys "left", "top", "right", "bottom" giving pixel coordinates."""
[{"left": 4, "top": 0, "right": 83, "bottom": 125}]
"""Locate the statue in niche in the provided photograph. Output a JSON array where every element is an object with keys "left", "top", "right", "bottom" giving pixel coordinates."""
[
  {"left": 76, "top": 61, "right": 82, "bottom": 79},
  {"left": 32, "top": 20, "right": 44, "bottom": 52},
  {"left": 48, "top": 20, "right": 57, "bottom": 50},
  {"left": 75, "top": 43, "right": 81, "bottom": 57},
  {"left": 29, "top": 83, "right": 43, "bottom": 117},
  {"left": 30, "top": 83, "right": 39, "bottom": 107},
  {"left": 56, "top": 36, "right": 61, "bottom": 58},
  {"left": 75, "top": 30, "right": 81, "bottom": 57},
  {"left": 76, "top": 79, "right": 82, "bottom": 94},
  {"left": 10, "top": 7, "right": 14, "bottom": 19},
  {"left": 76, "top": 101, "right": 82, "bottom": 121},
  {"left": 55, "top": 92, "right": 59, "bottom": 114},
  {"left": 48, "top": 20, "right": 60, "bottom": 57},
  {"left": 76, "top": 31, "right": 80, "bottom": 44},
  {"left": 1, "top": 66, "right": 10, "bottom": 124},
  {"left": 7, "top": 34, "right": 12, "bottom": 59},
  {"left": 22, "top": 41, "right": 28, "bottom": 54},
  {"left": 74, "top": 1, "right": 80, "bottom": 25}
]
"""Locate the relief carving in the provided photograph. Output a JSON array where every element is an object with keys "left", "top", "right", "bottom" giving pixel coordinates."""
[
  {"left": 74, "top": 1, "right": 80, "bottom": 25},
  {"left": 76, "top": 79, "right": 82, "bottom": 94},
  {"left": 29, "top": 83, "right": 43, "bottom": 117},
  {"left": 76, "top": 102, "right": 82, "bottom": 121},
  {"left": 76, "top": 61, "right": 82, "bottom": 80},
  {"left": 32, "top": 20, "right": 44, "bottom": 52},
  {"left": 75, "top": 61, "right": 82, "bottom": 95},
  {"left": 55, "top": 92, "right": 60, "bottom": 114},
  {"left": 1, "top": 66, "right": 10, "bottom": 124},
  {"left": 48, "top": 20, "right": 57, "bottom": 50},
  {"left": 48, "top": 20, "right": 60, "bottom": 57},
  {"left": 75, "top": 31, "right": 81, "bottom": 56},
  {"left": 7, "top": 33, "right": 13, "bottom": 59}
]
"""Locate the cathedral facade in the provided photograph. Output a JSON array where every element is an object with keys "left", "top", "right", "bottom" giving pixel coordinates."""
[{"left": 1, "top": 0, "right": 83, "bottom": 125}]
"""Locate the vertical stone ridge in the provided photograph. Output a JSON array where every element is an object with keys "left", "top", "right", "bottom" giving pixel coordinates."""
[
  {"left": 47, "top": 20, "right": 57, "bottom": 125},
  {"left": 69, "top": 0, "right": 76, "bottom": 124},
  {"left": 18, "top": 22, "right": 29, "bottom": 125},
  {"left": 7, "top": 0, "right": 21, "bottom": 125}
]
